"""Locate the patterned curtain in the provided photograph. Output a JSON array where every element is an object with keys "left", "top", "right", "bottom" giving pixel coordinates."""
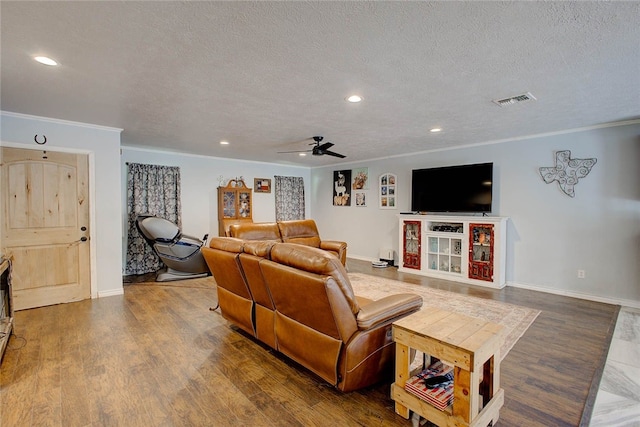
[
  {"left": 274, "top": 176, "right": 305, "bottom": 221},
  {"left": 125, "top": 163, "right": 181, "bottom": 275}
]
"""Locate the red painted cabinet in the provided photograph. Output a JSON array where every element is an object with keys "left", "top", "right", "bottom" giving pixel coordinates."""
[
  {"left": 402, "top": 221, "right": 421, "bottom": 269},
  {"left": 468, "top": 223, "right": 495, "bottom": 282}
]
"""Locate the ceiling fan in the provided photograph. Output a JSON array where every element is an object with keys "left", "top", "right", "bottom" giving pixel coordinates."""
[{"left": 278, "top": 136, "right": 346, "bottom": 158}]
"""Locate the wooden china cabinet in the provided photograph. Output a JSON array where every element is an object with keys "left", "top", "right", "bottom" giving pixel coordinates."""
[{"left": 217, "top": 178, "right": 252, "bottom": 236}]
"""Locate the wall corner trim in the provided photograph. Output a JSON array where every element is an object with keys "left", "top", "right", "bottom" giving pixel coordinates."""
[
  {"left": 1, "top": 110, "right": 123, "bottom": 133},
  {"left": 97, "top": 288, "right": 125, "bottom": 298}
]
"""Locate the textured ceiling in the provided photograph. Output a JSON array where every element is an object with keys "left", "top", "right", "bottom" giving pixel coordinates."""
[{"left": 1, "top": 1, "right": 639, "bottom": 166}]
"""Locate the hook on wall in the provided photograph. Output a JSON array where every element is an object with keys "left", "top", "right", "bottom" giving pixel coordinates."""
[{"left": 34, "top": 134, "right": 47, "bottom": 145}]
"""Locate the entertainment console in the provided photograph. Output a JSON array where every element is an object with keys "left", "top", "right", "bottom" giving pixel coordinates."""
[{"left": 398, "top": 214, "right": 508, "bottom": 288}]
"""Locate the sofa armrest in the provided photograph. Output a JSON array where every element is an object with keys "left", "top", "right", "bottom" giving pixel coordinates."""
[
  {"left": 320, "top": 240, "right": 347, "bottom": 265},
  {"left": 356, "top": 294, "right": 423, "bottom": 330},
  {"left": 320, "top": 240, "right": 346, "bottom": 253}
]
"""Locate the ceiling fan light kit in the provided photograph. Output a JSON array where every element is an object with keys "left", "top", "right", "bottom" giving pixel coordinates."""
[{"left": 34, "top": 56, "right": 58, "bottom": 66}]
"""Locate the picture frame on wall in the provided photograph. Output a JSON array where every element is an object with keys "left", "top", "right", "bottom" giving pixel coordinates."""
[
  {"left": 352, "top": 167, "right": 369, "bottom": 190},
  {"left": 379, "top": 172, "right": 397, "bottom": 209},
  {"left": 355, "top": 192, "right": 367, "bottom": 207},
  {"left": 254, "top": 178, "right": 271, "bottom": 193},
  {"left": 333, "top": 170, "right": 351, "bottom": 206}
]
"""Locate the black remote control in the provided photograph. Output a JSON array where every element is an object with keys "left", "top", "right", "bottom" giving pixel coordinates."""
[{"left": 424, "top": 373, "right": 453, "bottom": 388}]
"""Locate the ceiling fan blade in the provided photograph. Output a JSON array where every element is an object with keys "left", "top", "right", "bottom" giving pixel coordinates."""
[
  {"left": 277, "top": 149, "right": 312, "bottom": 154},
  {"left": 322, "top": 150, "right": 346, "bottom": 158},
  {"left": 279, "top": 136, "right": 344, "bottom": 158},
  {"left": 316, "top": 142, "right": 334, "bottom": 151}
]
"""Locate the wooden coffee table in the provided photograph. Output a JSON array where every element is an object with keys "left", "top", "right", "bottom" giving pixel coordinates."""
[{"left": 391, "top": 307, "right": 504, "bottom": 427}]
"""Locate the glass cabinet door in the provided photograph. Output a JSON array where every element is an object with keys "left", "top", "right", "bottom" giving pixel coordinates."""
[
  {"left": 222, "top": 191, "right": 236, "bottom": 218},
  {"left": 469, "top": 223, "right": 494, "bottom": 281},
  {"left": 402, "top": 221, "right": 421, "bottom": 269},
  {"left": 238, "top": 191, "right": 251, "bottom": 218}
]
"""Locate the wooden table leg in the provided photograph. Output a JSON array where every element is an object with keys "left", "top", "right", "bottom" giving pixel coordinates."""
[
  {"left": 452, "top": 365, "right": 481, "bottom": 423},
  {"left": 394, "top": 342, "right": 410, "bottom": 418}
]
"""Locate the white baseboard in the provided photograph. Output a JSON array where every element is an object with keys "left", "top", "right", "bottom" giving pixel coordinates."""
[
  {"left": 348, "top": 254, "right": 379, "bottom": 263},
  {"left": 97, "top": 288, "right": 124, "bottom": 298}
]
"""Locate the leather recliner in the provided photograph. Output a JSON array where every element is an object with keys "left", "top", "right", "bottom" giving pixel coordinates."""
[
  {"left": 204, "top": 237, "right": 255, "bottom": 336},
  {"left": 202, "top": 238, "right": 423, "bottom": 392},
  {"left": 228, "top": 219, "right": 348, "bottom": 265},
  {"left": 238, "top": 240, "right": 278, "bottom": 348}
]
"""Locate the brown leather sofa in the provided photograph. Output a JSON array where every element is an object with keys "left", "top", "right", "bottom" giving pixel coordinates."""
[
  {"left": 228, "top": 219, "right": 348, "bottom": 265},
  {"left": 202, "top": 238, "right": 423, "bottom": 392}
]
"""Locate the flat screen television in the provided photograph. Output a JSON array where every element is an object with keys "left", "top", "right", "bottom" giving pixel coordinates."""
[{"left": 411, "top": 162, "right": 493, "bottom": 213}]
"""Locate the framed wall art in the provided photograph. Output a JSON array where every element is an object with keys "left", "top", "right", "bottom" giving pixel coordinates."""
[
  {"left": 379, "top": 172, "right": 397, "bottom": 209},
  {"left": 333, "top": 170, "right": 351, "bottom": 206},
  {"left": 352, "top": 167, "right": 369, "bottom": 190},
  {"left": 254, "top": 178, "right": 271, "bottom": 193},
  {"left": 355, "top": 192, "right": 367, "bottom": 207}
]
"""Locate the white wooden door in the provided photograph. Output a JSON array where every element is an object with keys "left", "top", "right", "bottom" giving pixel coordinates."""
[{"left": 1, "top": 147, "right": 91, "bottom": 310}]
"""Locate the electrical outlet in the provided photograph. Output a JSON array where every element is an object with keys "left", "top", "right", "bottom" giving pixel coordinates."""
[{"left": 577, "top": 270, "right": 586, "bottom": 279}]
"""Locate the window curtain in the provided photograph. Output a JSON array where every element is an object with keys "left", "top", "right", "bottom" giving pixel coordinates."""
[
  {"left": 125, "top": 163, "right": 182, "bottom": 275},
  {"left": 274, "top": 176, "right": 305, "bottom": 221}
]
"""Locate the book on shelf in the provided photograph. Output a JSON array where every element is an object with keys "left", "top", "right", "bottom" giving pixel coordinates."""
[{"left": 404, "top": 360, "right": 454, "bottom": 411}]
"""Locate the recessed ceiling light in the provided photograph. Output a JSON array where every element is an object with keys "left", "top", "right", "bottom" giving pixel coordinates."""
[
  {"left": 220, "top": 141, "right": 229, "bottom": 145},
  {"left": 346, "top": 95, "right": 362, "bottom": 103},
  {"left": 34, "top": 56, "right": 58, "bottom": 66},
  {"left": 299, "top": 153, "right": 307, "bottom": 156},
  {"left": 430, "top": 128, "right": 442, "bottom": 133}
]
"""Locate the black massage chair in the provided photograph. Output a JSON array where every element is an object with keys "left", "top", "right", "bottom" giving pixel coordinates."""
[{"left": 136, "top": 215, "right": 210, "bottom": 282}]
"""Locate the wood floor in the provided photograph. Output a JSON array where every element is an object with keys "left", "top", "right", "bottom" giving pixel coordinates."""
[{"left": 0, "top": 259, "right": 618, "bottom": 427}]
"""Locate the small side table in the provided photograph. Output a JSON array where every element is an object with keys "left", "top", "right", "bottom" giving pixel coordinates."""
[{"left": 391, "top": 308, "right": 504, "bottom": 427}]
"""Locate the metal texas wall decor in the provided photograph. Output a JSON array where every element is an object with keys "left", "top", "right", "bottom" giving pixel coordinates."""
[{"left": 539, "top": 150, "right": 597, "bottom": 198}]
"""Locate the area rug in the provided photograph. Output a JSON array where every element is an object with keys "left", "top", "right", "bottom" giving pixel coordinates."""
[{"left": 348, "top": 272, "right": 540, "bottom": 360}]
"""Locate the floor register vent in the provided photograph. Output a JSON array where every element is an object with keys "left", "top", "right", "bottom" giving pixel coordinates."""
[{"left": 493, "top": 92, "right": 537, "bottom": 107}]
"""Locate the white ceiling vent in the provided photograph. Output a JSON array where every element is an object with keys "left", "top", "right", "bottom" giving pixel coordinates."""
[{"left": 493, "top": 92, "right": 537, "bottom": 107}]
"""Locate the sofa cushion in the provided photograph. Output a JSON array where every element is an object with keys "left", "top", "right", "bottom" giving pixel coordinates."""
[
  {"left": 229, "top": 222, "right": 281, "bottom": 241},
  {"left": 242, "top": 240, "right": 276, "bottom": 258},
  {"left": 209, "top": 236, "right": 244, "bottom": 252},
  {"left": 278, "top": 219, "right": 322, "bottom": 247}
]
